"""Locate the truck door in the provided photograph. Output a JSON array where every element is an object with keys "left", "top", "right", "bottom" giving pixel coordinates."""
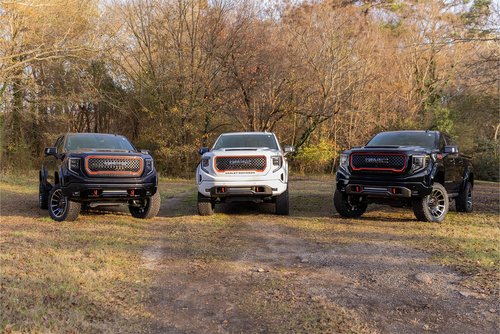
[
  {"left": 442, "top": 134, "right": 462, "bottom": 193},
  {"left": 46, "top": 136, "right": 64, "bottom": 186},
  {"left": 438, "top": 134, "right": 455, "bottom": 193}
]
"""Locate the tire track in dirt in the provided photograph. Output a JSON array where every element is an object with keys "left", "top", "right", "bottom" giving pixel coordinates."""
[
  {"left": 142, "top": 193, "right": 247, "bottom": 333},
  {"left": 142, "top": 192, "right": 192, "bottom": 271}
]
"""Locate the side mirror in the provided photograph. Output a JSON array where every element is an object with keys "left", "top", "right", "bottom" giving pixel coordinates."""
[
  {"left": 139, "top": 149, "right": 150, "bottom": 155},
  {"left": 44, "top": 147, "right": 57, "bottom": 156},
  {"left": 443, "top": 145, "right": 459, "bottom": 154},
  {"left": 198, "top": 147, "right": 209, "bottom": 155},
  {"left": 284, "top": 146, "right": 295, "bottom": 155}
]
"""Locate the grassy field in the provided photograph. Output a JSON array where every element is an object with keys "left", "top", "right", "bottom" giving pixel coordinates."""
[
  {"left": 0, "top": 174, "right": 498, "bottom": 333},
  {"left": 0, "top": 177, "right": 157, "bottom": 332}
]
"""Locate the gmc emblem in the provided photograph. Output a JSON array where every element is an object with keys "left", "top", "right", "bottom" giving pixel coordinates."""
[
  {"left": 229, "top": 159, "right": 248, "bottom": 165},
  {"left": 365, "top": 157, "right": 389, "bottom": 164},
  {"left": 103, "top": 161, "right": 128, "bottom": 166}
]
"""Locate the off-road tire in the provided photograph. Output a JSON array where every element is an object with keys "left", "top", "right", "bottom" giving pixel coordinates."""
[
  {"left": 455, "top": 181, "right": 473, "bottom": 213},
  {"left": 275, "top": 189, "right": 290, "bottom": 215},
  {"left": 412, "top": 183, "right": 449, "bottom": 223},
  {"left": 48, "top": 185, "right": 81, "bottom": 222},
  {"left": 197, "top": 193, "right": 215, "bottom": 216},
  {"left": 39, "top": 182, "right": 49, "bottom": 210},
  {"left": 333, "top": 189, "right": 367, "bottom": 218},
  {"left": 129, "top": 191, "right": 161, "bottom": 219}
]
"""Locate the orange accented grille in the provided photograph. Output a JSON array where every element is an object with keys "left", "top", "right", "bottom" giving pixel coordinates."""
[
  {"left": 85, "top": 156, "right": 143, "bottom": 177},
  {"left": 215, "top": 156, "right": 266, "bottom": 172},
  {"left": 350, "top": 153, "right": 407, "bottom": 172}
]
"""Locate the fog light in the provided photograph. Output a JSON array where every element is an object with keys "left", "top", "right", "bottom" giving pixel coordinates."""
[
  {"left": 90, "top": 189, "right": 102, "bottom": 197},
  {"left": 391, "top": 187, "right": 401, "bottom": 195}
]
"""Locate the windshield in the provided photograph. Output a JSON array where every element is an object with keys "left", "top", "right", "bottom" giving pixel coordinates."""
[
  {"left": 65, "top": 134, "right": 135, "bottom": 151},
  {"left": 367, "top": 132, "right": 436, "bottom": 150},
  {"left": 213, "top": 134, "right": 278, "bottom": 150}
]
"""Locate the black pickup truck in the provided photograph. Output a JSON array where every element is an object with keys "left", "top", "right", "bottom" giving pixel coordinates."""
[
  {"left": 39, "top": 133, "right": 160, "bottom": 221},
  {"left": 334, "top": 130, "right": 473, "bottom": 222}
]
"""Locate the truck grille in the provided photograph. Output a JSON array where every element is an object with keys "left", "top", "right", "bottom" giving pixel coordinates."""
[
  {"left": 215, "top": 156, "right": 267, "bottom": 172},
  {"left": 85, "top": 156, "right": 143, "bottom": 176},
  {"left": 350, "top": 153, "right": 407, "bottom": 172}
]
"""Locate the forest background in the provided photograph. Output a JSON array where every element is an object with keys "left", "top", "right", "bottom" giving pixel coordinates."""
[{"left": 1, "top": 0, "right": 498, "bottom": 180}]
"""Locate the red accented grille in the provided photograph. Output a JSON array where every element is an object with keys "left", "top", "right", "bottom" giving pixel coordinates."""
[
  {"left": 215, "top": 156, "right": 266, "bottom": 172},
  {"left": 85, "top": 156, "right": 143, "bottom": 177},
  {"left": 350, "top": 153, "right": 407, "bottom": 172}
]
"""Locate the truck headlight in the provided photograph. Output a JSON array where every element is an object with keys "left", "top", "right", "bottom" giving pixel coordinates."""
[
  {"left": 201, "top": 158, "right": 210, "bottom": 173},
  {"left": 411, "top": 155, "right": 428, "bottom": 173},
  {"left": 144, "top": 158, "right": 154, "bottom": 175},
  {"left": 339, "top": 153, "right": 349, "bottom": 170},
  {"left": 68, "top": 158, "right": 80, "bottom": 174},
  {"left": 272, "top": 156, "right": 282, "bottom": 172}
]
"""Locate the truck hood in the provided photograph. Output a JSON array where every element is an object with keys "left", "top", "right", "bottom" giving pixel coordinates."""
[
  {"left": 345, "top": 145, "right": 433, "bottom": 155},
  {"left": 68, "top": 149, "right": 148, "bottom": 156},
  {"left": 211, "top": 147, "right": 280, "bottom": 153}
]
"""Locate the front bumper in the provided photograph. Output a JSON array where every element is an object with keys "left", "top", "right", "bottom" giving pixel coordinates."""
[
  {"left": 336, "top": 169, "right": 432, "bottom": 198},
  {"left": 61, "top": 172, "right": 158, "bottom": 202},
  {"left": 198, "top": 180, "right": 286, "bottom": 197},
  {"left": 197, "top": 177, "right": 286, "bottom": 198},
  {"left": 208, "top": 185, "right": 273, "bottom": 197}
]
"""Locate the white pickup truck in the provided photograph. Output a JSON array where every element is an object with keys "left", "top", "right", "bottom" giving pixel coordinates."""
[{"left": 196, "top": 132, "right": 295, "bottom": 216}]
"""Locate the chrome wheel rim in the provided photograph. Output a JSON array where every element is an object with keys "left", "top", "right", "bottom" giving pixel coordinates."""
[
  {"left": 50, "top": 189, "right": 67, "bottom": 218},
  {"left": 428, "top": 189, "right": 446, "bottom": 218},
  {"left": 132, "top": 199, "right": 148, "bottom": 214},
  {"left": 347, "top": 195, "right": 362, "bottom": 210}
]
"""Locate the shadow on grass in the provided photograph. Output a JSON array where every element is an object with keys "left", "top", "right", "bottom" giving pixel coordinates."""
[{"left": 0, "top": 189, "right": 42, "bottom": 218}]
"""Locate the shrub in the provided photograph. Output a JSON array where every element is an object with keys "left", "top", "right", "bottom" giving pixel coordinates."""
[{"left": 292, "top": 139, "right": 338, "bottom": 174}]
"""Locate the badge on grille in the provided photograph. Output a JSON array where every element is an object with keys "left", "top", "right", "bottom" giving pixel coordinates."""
[
  {"left": 365, "top": 157, "right": 389, "bottom": 164},
  {"left": 229, "top": 159, "right": 248, "bottom": 165}
]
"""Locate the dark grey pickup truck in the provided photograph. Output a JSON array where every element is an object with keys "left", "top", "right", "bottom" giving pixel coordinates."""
[
  {"left": 40, "top": 133, "right": 160, "bottom": 221},
  {"left": 335, "top": 130, "right": 473, "bottom": 222}
]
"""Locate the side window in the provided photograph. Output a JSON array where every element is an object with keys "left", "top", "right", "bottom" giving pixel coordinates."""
[{"left": 54, "top": 137, "right": 62, "bottom": 149}]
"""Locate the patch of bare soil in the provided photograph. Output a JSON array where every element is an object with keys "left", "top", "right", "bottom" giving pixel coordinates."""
[{"left": 143, "top": 191, "right": 499, "bottom": 333}]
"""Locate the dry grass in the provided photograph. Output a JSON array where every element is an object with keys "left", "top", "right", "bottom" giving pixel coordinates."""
[
  {"left": 0, "top": 177, "right": 185, "bottom": 333},
  {"left": 0, "top": 175, "right": 498, "bottom": 333},
  {"left": 238, "top": 276, "right": 374, "bottom": 334}
]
